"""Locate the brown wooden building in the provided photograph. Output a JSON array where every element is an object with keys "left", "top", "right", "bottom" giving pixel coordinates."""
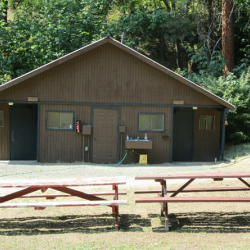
[{"left": 0, "top": 37, "right": 234, "bottom": 163}]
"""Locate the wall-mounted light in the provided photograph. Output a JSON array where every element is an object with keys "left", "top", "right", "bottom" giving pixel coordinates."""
[
  {"left": 193, "top": 107, "right": 198, "bottom": 110},
  {"left": 225, "top": 120, "right": 228, "bottom": 125},
  {"left": 8, "top": 102, "right": 14, "bottom": 105}
]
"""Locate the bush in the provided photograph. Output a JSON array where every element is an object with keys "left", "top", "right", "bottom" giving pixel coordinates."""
[{"left": 189, "top": 67, "right": 250, "bottom": 144}]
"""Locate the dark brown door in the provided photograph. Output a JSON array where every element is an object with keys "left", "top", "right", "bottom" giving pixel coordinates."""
[{"left": 92, "top": 109, "right": 118, "bottom": 164}]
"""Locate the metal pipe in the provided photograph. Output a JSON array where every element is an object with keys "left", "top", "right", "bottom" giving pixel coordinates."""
[
  {"left": 221, "top": 108, "right": 228, "bottom": 161},
  {"left": 121, "top": 32, "right": 125, "bottom": 44},
  {"left": 170, "top": 106, "right": 174, "bottom": 163}
]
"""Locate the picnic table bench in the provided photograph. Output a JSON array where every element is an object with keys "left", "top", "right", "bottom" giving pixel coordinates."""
[
  {"left": 0, "top": 176, "right": 127, "bottom": 230},
  {"left": 135, "top": 171, "right": 250, "bottom": 231}
]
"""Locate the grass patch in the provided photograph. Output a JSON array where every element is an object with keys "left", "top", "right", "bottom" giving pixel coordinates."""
[
  {"left": 1, "top": 180, "right": 250, "bottom": 249},
  {"left": 224, "top": 143, "right": 250, "bottom": 160}
]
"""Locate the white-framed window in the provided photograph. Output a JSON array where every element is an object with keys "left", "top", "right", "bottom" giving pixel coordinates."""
[
  {"left": 199, "top": 115, "right": 215, "bottom": 130},
  {"left": 139, "top": 113, "right": 164, "bottom": 132},
  {"left": 0, "top": 111, "right": 3, "bottom": 127},
  {"left": 46, "top": 111, "right": 74, "bottom": 130}
]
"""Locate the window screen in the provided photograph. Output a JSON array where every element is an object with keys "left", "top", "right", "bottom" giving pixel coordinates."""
[
  {"left": 47, "top": 111, "right": 74, "bottom": 130},
  {"left": 139, "top": 114, "right": 151, "bottom": 131},
  {"left": 206, "top": 115, "right": 214, "bottom": 130},
  {"left": 0, "top": 111, "right": 3, "bottom": 127},
  {"left": 199, "top": 115, "right": 214, "bottom": 130},
  {"left": 199, "top": 115, "right": 206, "bottom": 130},
  {"left": 139, "top": 113, "right": 164, "bottom": 131}
]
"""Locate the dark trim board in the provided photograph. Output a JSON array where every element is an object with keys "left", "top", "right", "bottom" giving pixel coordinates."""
[
  {"left": 37, "top": 103, "right": 40, "bottom": 161},
  {"left": 0, "top": 100, "right": 226, "bottom": 109},
  {"left": 221, "top": 108, "right": 228, "bottom": 161},
  {"left": 170, "top": 106, "right": 174, "bottom": 163}
]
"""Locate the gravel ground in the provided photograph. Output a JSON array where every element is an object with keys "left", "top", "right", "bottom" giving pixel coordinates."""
[
  {"left": 0, "top": 160, "right": 234, "bottom": 187},
  {"left": 0, "top": 158, "right": 249, "bottom": 195}
]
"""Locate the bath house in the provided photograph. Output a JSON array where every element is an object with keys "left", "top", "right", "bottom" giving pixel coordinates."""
[{"left": 0, "top": 37, "right": 234, "bottom": 163}]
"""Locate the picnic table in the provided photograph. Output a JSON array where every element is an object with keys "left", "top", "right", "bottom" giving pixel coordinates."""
[
  {"left": 0, "top": 176, "right": 127, "bottom": 230},
  {"left": 135, "top": 171, "right": 250, "bottom": 231}
]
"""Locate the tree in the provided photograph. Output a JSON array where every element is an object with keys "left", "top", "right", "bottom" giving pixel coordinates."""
[
  {"left": 222, "top": 0, "right": 235, "bottom": 74},
  {"left": 105, "top": 0, "right": 194, "bottom": 69},
  {"left": 0, "top": 0, "right": 100, "bottom": 83},
  {"left": 0, "top": 1, "right": 8, "bottom": 23}
]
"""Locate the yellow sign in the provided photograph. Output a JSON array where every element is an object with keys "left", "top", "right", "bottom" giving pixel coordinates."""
[
  {"left": 28, "top": 97, "right": 38, "bottom": 102},
  {"left": 139, "top": 155, "right": 148, "bottom": 164},
  {"left": 173, "top": 100, "right": 184, "bottom": 105}
]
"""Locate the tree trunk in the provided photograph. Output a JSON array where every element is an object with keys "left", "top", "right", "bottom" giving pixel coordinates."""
[
  {"left": 207, "top": 0, "right": 213, "bottom": 52},
  {"left": 222, "top": 0, "right": 235, "bottom": 75},
  {"left": 162, "top": 0, "right": 171, "bottom": 11},
  {"left": 175, "top": 38, "right": 183, "bottom": 70}
]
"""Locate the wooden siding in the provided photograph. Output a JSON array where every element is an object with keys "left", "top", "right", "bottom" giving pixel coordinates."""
[
  {"left": 39, "top": 104, "right": 171, "bottom": 163},
  {"left": 0, "top": 103, "right": 9, "bottom": 160},
  {"left": 193, "top": 108, "right": 221, "bottom": 161},
  {"left": 120, "top": 106, "right": 171, "bottom": 164},
  {"left": 0, "top": 43, "right": 221, "bottom": 107},
  {"left": 39, "top": 104, "right": 91, "bottom": 162}
]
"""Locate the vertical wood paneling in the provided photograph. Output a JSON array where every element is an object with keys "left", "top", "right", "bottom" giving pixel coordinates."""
[
  {"left": 120, "top": 106, "right": 171, "bottom": 164},
  {"left": 38, "top": 104, "right": 171, "bottom": 163},
  {"left": 39, "top": 104, "right": 92, "bottom": 162},
  {"left": 0, "top": 43, "right": 222, "bottom": 107},
  {"left": 0, "top": 103, "right": 9, "bottom": 160},
  {"left": 193, "top": 108, "right": 221, "bottom": 161}
]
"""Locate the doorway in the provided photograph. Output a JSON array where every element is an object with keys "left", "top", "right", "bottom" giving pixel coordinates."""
[
  {"left": 92, "top": 108, "right": 118, "bottom": 164},
  {"left": 10, "top": 105, "right": 38, "bottom": 160},
  {"left": 173, "top": 109, "right": 194, "bottom": 161}
]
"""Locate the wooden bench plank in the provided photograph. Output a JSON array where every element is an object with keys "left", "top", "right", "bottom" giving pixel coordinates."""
[
  {"left": 0, "top": 192, "right": 127, "bottom": 199},
  {"left": 0, "top": 200, "right": 127, "bottom": 209},
  {"left": 136, "top": 197, "right": 250, "bottom": 203},
  {"left": 135, "top": 171, "right": 250, "bottom": 180},
  {"left": 134, "top": 187, "right": 250, "bottom": 194},
  {"left": 0, "top": 176, "right": 127, "bottom": 188}
]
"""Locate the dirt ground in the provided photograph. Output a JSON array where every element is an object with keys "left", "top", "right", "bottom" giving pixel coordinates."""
[{"left": 0, "top": 158, "right": 250, "bottom": 249}]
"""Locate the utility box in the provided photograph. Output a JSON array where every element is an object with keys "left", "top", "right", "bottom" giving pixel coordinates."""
[
  {"left": 119, "top": 126, "right": 126, "bottom": 133},
  {"left": 82, "top": 125, "right": 91, "bottom": 135}
]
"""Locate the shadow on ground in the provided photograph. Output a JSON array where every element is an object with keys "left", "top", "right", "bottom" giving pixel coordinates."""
[
  {"left": 0, "top": 214, "right": 150, "bottom": 235},
  {"left": 0, "top": 212, "right": 250, "bottom": 235},
  {"left": 150, "top": 212, "right": 250, "bottom": 233}
]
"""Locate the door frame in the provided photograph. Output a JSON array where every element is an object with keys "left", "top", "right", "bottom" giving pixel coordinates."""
[
  {"left": 9, "top": 103, "right": 40, "bottom": 161},
  {"left": 90, "top": 107, "right": 120, "bottom": 163},
  {"left": 171, "top": 108, "right": 194, "bottom": 162}
]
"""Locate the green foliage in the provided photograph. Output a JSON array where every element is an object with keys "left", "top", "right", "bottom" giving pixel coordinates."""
[
  {"left": 105, "top": 8, "right": 194, "bottom": 68},
  {"left": 0, "top": 0, "right": 99, "bottom": 83},
  {"left": 189, "top": 67, "right": 250, "bottom": 144},
  {"left": 184, "top": 44, "right": 226, "bottom": 77}
]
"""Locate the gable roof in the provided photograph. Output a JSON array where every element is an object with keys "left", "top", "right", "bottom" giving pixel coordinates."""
[{"left": 0, "top": 37, "right": 234, "bottom": 110}]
